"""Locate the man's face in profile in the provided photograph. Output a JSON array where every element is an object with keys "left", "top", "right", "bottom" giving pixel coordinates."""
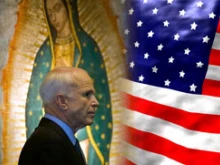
[{"left": 64, "top": 72, "right": 99, "bottom": 129}]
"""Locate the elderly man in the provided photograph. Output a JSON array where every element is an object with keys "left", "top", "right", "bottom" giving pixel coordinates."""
[{"left": 19, "top": 67, "right": 99, "bottom": 165}]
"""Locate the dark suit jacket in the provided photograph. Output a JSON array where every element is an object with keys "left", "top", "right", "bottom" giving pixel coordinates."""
[{"left": 18, "top": 118, "right": 86, "bottom": 165}]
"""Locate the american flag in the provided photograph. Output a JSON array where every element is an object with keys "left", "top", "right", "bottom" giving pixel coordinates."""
[{"left": 121, "top": 0, "right": 220, "bottom": 164}]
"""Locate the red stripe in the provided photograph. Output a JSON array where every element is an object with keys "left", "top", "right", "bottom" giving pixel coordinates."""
[
  {"left": 202, "top": 79, "right": 220, "bottom": 97},
  {"left": 124, "top": 126, "right": 220, "bottom": 165},
  {"left": 217, "top": 21, "right": 220, "bottom": 33},
  {"left": 209, "top": 49, "right": 220, "bottom": 66},
  {"left": 120, "top": 157, "right": 136, "bottom": 165},
  {"left": 123, "top": 93, "right": 220, "bottom": 133}
]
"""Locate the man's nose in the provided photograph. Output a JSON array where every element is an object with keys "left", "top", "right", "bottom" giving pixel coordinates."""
[{"left": 92, "top": 96, "right": 99, "bottom": 107}]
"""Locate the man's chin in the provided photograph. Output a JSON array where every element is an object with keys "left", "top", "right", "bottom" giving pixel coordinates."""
[{"left": 86, "top": 119, "right": 94, "bottom": 125}]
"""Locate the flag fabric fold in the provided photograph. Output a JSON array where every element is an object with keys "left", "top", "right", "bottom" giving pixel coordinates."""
[{"left": 122, "top": 0, "right": 220, "bottom": 164}]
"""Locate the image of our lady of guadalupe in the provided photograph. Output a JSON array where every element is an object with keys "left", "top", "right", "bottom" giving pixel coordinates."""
[{"left": 25, "top": 0, "right": 112, "bottom": 164}]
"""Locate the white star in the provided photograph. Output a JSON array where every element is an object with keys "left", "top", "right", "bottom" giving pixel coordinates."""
[
  {"left": 203, "top": 35, "right": 210, "bottom": 43},
  {"left": 196, "top": 1, "right": 203, "bottom": 7},
  {"left": 148, "top": 31, "right": 154, "bottom": 37},
  {"left": 158, "top": 44, "right": 163, "bottom": 51},
  {"left": 139, "top": 75, "right": 145, "bottom": 82},
  {"left": 191, "top": 22, "right": 198, "bottom": 30},
  {"left": 184, "top": 48, "right": 191, "bottom": 55},
  {"left": 144, "top": 53, "right": 149, "bottom": 59},
  {"left": 190, "top": 83, "right": 197, "bottom": 92},
  {"left": 152, "top": 66, "right": 158, "bottom": 73},
  {"left": 129, "top": 8, "right": 134, "bottom": 15},
  {"left": 153, "top": 8, "right": 159, "bottom": 15},
  {"left": 137, "top": 20, "right": 143, "bottom": 27},
  {"left": 179, "top": 9, "right": 186, "bottom": 16},
  {"left": 167, "top": 0, "right": 174, "bottom": 4},
  {"left": 168, "top": 56, "right": 174, "bottom": 63},
  {"left": 174, "top": 33, "right": 180, "bottom": 41},
  {"left": 163, "top": 20, "right": 170, "bottom": 27},
  {"left": 196, "top": 61, "right": 204, "bottom": 68},
  {"left": 143, "top": 0, "right": 148, "bottom": 3},
  {"left": 164, "top": 79, "right": 171, "bottom": 86},
  {"left": 209, "top": 12, "right": 216, "bottom": 19},
  {"left": 124, "top": 29, "right": 129, "bottom": 35},
  {"left": 130, "top": 61, "right": 135, "bottom": 68},
  {"left": 179, "top": 71, "right": 185, "bottom": 78},
  {"left": 134, "top": 41, "right": 140, "bottom": 47}
]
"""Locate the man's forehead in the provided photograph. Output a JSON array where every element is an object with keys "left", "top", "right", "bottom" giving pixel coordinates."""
[
  {"left": 79, "top": 81, "right": 94, "bottom": 89},
  {"left": 74, "top": 72, "right": 93, "bottom": 84}
]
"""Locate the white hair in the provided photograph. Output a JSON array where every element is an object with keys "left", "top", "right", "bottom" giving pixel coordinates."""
[{"left": 39, "top": 69, "right": 77, "bottom": 106}]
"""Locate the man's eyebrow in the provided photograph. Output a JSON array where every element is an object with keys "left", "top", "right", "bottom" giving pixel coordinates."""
[
  {"left": 90, "top": 89, "right": 96, "bottom": 93},
  {"left": 84, "top": 89, "right": 95, "bottom": 94}
]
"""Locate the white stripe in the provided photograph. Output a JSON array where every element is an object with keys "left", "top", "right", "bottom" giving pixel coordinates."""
[
  {"left": 122, "top": 108, "right": 220, "bottom": 153},
  {"left": 202, "top": 31, "right": 220, "bottom": 80},
  {"left": 120, "top": 78, "right": 220, "bottom": 115},
  {"left": 206, "top": 65, "right": 220, "bottom": 81},
  {"left": 212, "top": 33, "right": 220, "bottom": 50},
  {"left": 121, "top": 141, "right": 184, "bottom": 165}
]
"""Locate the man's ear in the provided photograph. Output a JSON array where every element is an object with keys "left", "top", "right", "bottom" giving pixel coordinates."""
[{"left": 55, "top": 94, "right": 68, "bottom": 110}]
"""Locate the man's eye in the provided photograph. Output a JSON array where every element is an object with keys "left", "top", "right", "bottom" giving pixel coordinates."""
[{"left": 85, "top": 91, "right": 92, "bottom": 97}]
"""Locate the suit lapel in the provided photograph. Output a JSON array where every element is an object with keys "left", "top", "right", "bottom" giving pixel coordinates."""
[{"left": 39, "top": 118, "right": 86, "bottom": 165}]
